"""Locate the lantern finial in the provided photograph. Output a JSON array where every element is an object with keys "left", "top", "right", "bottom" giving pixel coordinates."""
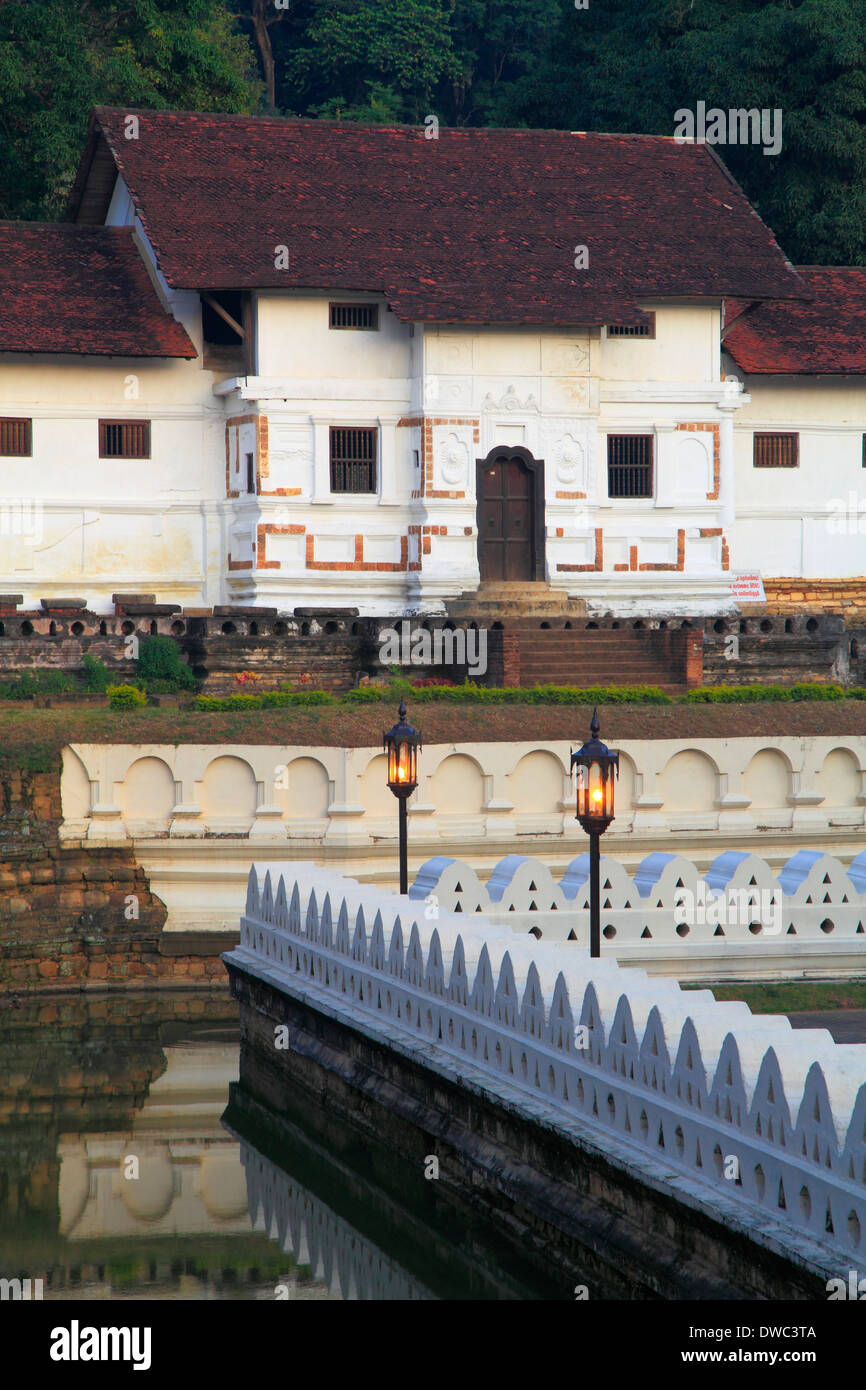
[
  {"left": 398, "top": 699, "right": 407, "bottom": 720},
  {"left": 590, "top": 706, "right": 600, "bottom": 738}
]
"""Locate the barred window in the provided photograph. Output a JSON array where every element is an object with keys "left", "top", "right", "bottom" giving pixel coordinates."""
[
  {"left": 330, "top": 427, "right": 377, "bottom": 493},
  {"left": 329, "top": 303, "right": 379, "bottom": 330},
  {"left": 607, "top": 435, "right": 654, "bottom": 498},
  {"left": 99, "top": 420, "right": 150, "bottom": 459},
  {"left": 0, "top": 418, "right": 32, "bottom": 456},
  {"left": 607, "top": 315, "right": 655, "bottom": 338},
  {"left": 753, "top": 433, "right": 798, "bottom": 468}
]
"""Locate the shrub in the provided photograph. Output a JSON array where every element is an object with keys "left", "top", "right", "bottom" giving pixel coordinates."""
[
  {"left": 107, "top": 683, "right": 147, "bottom": 709},
  {"left": 81, "top": 654, "right": 111, "bottom": 692},
  {"left": 0, "top": 670, "right": 74, "bottom": 700},
  {"left": 137, "top": 635, "right": 196, "bottom": 690}
]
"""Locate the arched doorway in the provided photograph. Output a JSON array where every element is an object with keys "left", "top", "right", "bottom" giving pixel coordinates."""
[{"left": 476, "top": 446, "right": 545, "bottom": 582}]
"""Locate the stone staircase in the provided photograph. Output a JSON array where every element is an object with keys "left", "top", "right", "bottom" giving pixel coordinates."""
[
  {"left": 445, "top": 581, "right": 588, "bottom": 623},
  {"left": 444, "top": 585, "right": 699, "bottom": 690},
  {"left": 514, "top": 627, "right": 687, "bottom": 690}
]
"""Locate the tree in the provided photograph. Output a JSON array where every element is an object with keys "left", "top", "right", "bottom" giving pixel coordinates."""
[
  {"left": 275, "top": 0, "right": 458, "bottom": 124},
  {"left": 0, "top": 0, "right": 260, "bottom": 219},
  {"left": 501, "top": 0, "right": 866, "bottom": 265}
]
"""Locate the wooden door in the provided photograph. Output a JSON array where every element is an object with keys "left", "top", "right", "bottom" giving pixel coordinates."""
[{"left": 478, "top": 452, "right": 535, "bottom": 581}]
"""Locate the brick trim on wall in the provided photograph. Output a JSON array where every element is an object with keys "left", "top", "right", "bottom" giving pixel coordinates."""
[
  {"left": 305, "top": 533, "right": 409, "bottom": 572},
  {"left": 556, "top": 527, "right": 604, "bottom": 572},
  {"left": 257, "top": 522, "right": 306, "bottom": 571},
  {"left": 676, "top": 421, "right": 721, "bottom": 501},
  {"left": 400, "top": 414, "right": 480, "bottom": 499}
]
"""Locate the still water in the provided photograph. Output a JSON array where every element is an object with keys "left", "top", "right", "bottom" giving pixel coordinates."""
[{"left": 0, "top": 991, "right": 558, "bottom": 1300}]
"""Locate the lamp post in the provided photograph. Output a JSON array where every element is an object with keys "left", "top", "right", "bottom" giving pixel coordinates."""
[
  {"left": 570, "top": 708, "right": 619, "bottom": 958},
  {"left": 384, "top": 700, "right": 421, "bottom": 894}
]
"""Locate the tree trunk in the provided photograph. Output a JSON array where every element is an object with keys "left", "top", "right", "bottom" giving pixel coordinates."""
[{"left": 251, "top": 0, "right": 277, "bottom": 110}]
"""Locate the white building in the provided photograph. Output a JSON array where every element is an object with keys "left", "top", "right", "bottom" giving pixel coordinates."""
[{"left": 0, "top": 108, "right": 862, "bottom": 618}]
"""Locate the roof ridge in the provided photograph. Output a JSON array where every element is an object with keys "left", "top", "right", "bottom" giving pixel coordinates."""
[{"left": 92, "top": 106, "right": 687, "bottom": 142}]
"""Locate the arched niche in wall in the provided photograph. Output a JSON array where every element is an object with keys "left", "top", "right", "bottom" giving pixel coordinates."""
[
  {"left": 507, "top": 750, "right": 565, "bottom": 814},
  {"left": 360, "top": 753, "right": 396, "bottom": 817},
  {"left": 818, "top": 747, "right": 861, "bottom": 808},
  {"left": 430, "top": 753, "right": 485, "bottom": 815},
  {"left": 61, "top": 747, "right": 92, "bottom": 821},
  {"left": 200, "top": 755, "right": 257, "bottom": 820},
  {"left": 658, "top": 749, "right": 717, "bottom": 814},
  {"left": 613, "top": 751, "right": 636, "bottom": 817},
  {"left": 743, "top": 748, "right": 791, "bottom": 810},
  {"left": 280, "top": 757, "right": 330, "bottom": 819},
  {"left": 122, "top": 756, "right": 176, "bottom": 826}
]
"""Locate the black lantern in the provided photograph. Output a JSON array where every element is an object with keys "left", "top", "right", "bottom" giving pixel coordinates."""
[
  {"left": 384, "top": 700, "right": 421, "bottom": 892},
  {"left": 570, "top": 708, "right": 619, "bottom": 957}
]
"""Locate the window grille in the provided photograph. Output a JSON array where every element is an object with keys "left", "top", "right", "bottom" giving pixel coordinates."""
[
  {"left": 0, "top": 418, "right": 31, "bottom": 456},
  {"left": 607, "top": 315, "right": 655, "bottom": 338},
  {"left": 607, "top": 435, "right": 654, "bottom": 498},
  {"left": 330, "top": 427, "right": 377, "bottom": 493},
  {"left": 753, "top": 433, "right": 798, "bottom": 468},
  {"left": 99, "top": 420, "right": 151, "bottom": 459},
  {"left": 329, "top": 303, "right": 379, "bottom": 330}
]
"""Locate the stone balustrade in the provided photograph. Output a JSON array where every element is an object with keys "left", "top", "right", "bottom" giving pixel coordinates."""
[
  {"left": 227, "top": 864, "right": 866, "bottom": 1276},
  {"left": 408, "top": 848, "right": 866, "bottom": 957}
]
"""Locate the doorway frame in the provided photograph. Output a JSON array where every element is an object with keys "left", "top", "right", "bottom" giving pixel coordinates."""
[{"left": 475, "top": 444, "right": 546, "bottom": 583}]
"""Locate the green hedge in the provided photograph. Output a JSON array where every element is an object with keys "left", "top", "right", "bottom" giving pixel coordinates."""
[
  {"left": 683, "top": 682, "right": 859, "bottom": 703},
  {"left": 193, "top": 679, "right": 866, "bottom": 711},
  {"left": 194, "top": 690, "right": 334, "bottom": 711}
]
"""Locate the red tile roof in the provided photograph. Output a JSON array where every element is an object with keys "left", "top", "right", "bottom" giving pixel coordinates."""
[
  {"left": 0, "top": 223, "right": 196, "bottom": 357},
  {"left": 725, "top": 267, "right": 866, "bottom": 374},
  {"left": 72, "top": 108, "right": 804, "bottom": 324}
]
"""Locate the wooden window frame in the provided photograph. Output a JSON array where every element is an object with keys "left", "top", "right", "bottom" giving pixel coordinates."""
[
  {"left": 753, "top": 433, "right": 799, "bottom": 468},
  {"left": 607, "top": 434, "right": 654, "bottom": 499},
  {"left": 98, "top": 420, "right": 151, "bottom": 459},
  {"left": 329, "top": 426, "right": 378, "bottom": 494},
  {"left": 0, "top": 418, "right": 32, "bottom": 457},
  {"left": 329, "top": 302, "right": 380, "bottom": 331}
]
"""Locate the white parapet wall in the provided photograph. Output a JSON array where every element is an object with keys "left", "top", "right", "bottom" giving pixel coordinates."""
[
  {"left": 408, "top": 849, "right": 866, "bottom": 980},
  {"left": 61, "top": 734, "right": 866, "bottom": 932},
  {"left": 226, "top": 864, "right": 866, "bottom": 1282}
]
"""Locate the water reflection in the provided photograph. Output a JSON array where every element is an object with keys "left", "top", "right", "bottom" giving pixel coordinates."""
[{"left": 0, "top": 991, "right": 554, "bottom": 1299}]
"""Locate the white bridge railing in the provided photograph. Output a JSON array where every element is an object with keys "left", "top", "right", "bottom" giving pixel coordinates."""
[
  {"left": 410, "top": 848, "right": 866, "bottom": 954},
  {"left": 228, "top": 863, "right": 866, "bottom": 1274}
]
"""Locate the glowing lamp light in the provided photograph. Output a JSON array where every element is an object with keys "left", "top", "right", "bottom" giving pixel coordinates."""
[
  {"left": 570, "top": 708, "right": 619, "bottom": 834},
  {"left": 384, "top": 701, "right": 420, "bottom": 797},
  {"left": 384, "top": 701, "right": 421, "bottom": 897}
]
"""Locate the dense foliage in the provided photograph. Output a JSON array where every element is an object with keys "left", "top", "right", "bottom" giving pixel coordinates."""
[{"left": 3, "top": 0, "right": 864, "bottom": 262}]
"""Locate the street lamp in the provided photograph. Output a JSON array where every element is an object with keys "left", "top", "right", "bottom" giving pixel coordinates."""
[
  {"left": 384, "top": 700, "right": 421, "bottom": 894},
  {"left": 570, "top": 708, "right": 619, "bottom": 958}
]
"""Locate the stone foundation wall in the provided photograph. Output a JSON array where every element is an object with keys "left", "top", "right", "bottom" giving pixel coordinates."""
[{"left": 0, "top": 765, "right": 231, "bottom": 990}]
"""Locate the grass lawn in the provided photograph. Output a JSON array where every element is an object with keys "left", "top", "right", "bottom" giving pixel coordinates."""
[
  {"left": 2, "top": 697, "right": 865, "bottom": 776},
  {"left": 681, "top": 980, "right": 866, "bottom": 1013}
]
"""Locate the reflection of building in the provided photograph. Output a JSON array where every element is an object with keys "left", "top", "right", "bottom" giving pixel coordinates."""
[
  {"left": 58, "top": 1046, "right": 249, "bottom": 1240},
  {"left": 240, "top": 1141, "right": 430, "bottom": 1302}
]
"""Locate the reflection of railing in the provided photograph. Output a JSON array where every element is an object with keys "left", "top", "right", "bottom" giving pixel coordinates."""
[
  {"left": 228, "top": 864, "right": 866, "bottom": 1275},
  {"left": 236, "top": 1137, "right": 430, "bottom": 1301},
  {"left": 408, "top": 848, "right": 866, "bottom": 950}
]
